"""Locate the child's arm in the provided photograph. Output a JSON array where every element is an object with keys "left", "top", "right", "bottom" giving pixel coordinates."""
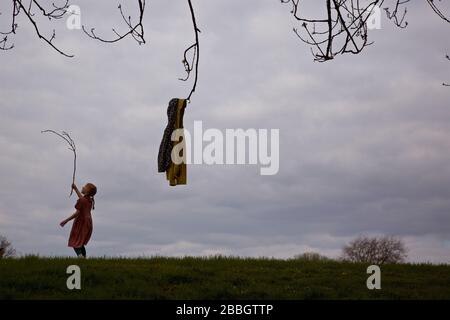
[
  {"left": 72, "top": 183, "right": 83, "bottom": 199},
  {"left": 60, "top": 210, "right": 80, "bottom": 227}
]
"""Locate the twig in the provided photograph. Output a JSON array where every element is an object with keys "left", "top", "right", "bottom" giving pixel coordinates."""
[
  {"left": 281, "top": 0, "right": 418, "bottom": 62},
  {"left": 444, "top": 54, "right": 450, "bottom": 87},
  {"left": 1, "top": 1, "right": 148, "bottom": 56},
  {"left": 82, "top": 1, "right": 146, "bottom": 45},
  {"left": 41, "top": 129, "right": 77, "bottom": 197},
  {"left": 426, "top": 0, "right": 450, "bottom": 23},
  {"left": 13, "top": 0, "right": 73, "bottom": 57},
  {"left": 180, "top": 0, "right": 200, "bottom": 103}
]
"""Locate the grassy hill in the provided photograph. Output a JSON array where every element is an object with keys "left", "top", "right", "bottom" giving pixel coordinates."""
[{"left": 1, "top": 256, "right": 449, "bottom": 299}]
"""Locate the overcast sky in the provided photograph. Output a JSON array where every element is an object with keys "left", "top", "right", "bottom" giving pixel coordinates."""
[{"left": 0, "top": 0, "right": 449, "bottom": 263}]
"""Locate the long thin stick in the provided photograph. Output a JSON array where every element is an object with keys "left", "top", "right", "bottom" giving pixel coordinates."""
[
  {"left": 179, "top": 0, "right": 200, "bottom": 102},
  {"left": 41, "top": 129, "right": 77, "bottom": 197}
]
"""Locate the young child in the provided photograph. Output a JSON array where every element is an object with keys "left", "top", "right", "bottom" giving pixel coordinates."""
[{"left": 60, "top": 182, "right": 97, "bottom": 258}]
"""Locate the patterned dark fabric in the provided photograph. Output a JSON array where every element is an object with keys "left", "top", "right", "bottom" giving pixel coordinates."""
[{"left": 158, "top": 98, "right": 179, "bottom": 172}]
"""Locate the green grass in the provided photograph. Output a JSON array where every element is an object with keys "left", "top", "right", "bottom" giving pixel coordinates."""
[{"left": 1, "top": 256, "right": 449, "bottom": 299}]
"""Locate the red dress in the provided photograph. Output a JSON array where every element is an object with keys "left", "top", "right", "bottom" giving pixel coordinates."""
[{"left": 68, "top": 196, "right": 93, "bottom": 248}]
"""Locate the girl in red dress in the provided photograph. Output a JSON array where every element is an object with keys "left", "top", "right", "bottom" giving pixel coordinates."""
[{"left": 60, "top": 182, "right": 97, "bottom": 258}]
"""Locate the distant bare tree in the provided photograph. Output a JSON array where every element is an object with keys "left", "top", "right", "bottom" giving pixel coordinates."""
[
  {"left": 341, "top": 235, "right": 407, "bottom": 264},
  {"left": 0, "top": 235, "right": 16, "bottom": 258}
]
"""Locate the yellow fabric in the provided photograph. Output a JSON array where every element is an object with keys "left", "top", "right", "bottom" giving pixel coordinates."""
[{"left": 166, "top": 99, "right": 187, "bottom": 186}]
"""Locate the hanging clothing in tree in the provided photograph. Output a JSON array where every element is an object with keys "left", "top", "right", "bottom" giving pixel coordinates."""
[
  {"left": 158, "top": 98, "right": 178, "bottom": 173},
  {"left": 158, "top": 98, "right": 187, "bottom": 186}
]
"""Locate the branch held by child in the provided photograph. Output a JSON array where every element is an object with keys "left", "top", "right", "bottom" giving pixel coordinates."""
[{"left": 41, "top": 129, "right": 77, "bottom": 197}]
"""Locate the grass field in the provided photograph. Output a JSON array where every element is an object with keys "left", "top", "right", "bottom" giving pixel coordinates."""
[{"left": 1, "top": 256, "right": 449, "bottom": 299}]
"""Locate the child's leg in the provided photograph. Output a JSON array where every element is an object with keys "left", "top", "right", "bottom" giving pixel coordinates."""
[
  {"left": 80, "top": 246, "right": 86, "bottom": 257},
  {"left": 73, "top": 247, "right": 82, "bottom": 256}
]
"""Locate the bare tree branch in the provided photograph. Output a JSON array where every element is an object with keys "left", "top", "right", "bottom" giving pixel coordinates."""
[
  {"left": 1, "top": 1, "right": 447, "bottom": 95},
  {"left": 179, "top": 0, "right": 200, "bottom": 103},
  {"left": 282, "top": 0, "right": 400, "bottom": 61},
  {"left": 426, "top": 0, "right": 450, "bottom": 23},
  {"left": 281, "top": 0, "right": 448, "bottom": 62},
  {"left": 444, "top": 54, "right": 450, "bottom": 86},
  {"left": 384, "top": 0, "right": 409, "bottom": 28},
  {"left": 41, "top": 129, "right": 77, "bottom": 197},
  {"left": 0, "top": 1, "right": 148, "bottom": 56},
  {"left": 82, "top": 1, "right": 146, "bottom": 45},
  {"left": 0, "top": 0, "right": 72, "bottom": 56}
]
